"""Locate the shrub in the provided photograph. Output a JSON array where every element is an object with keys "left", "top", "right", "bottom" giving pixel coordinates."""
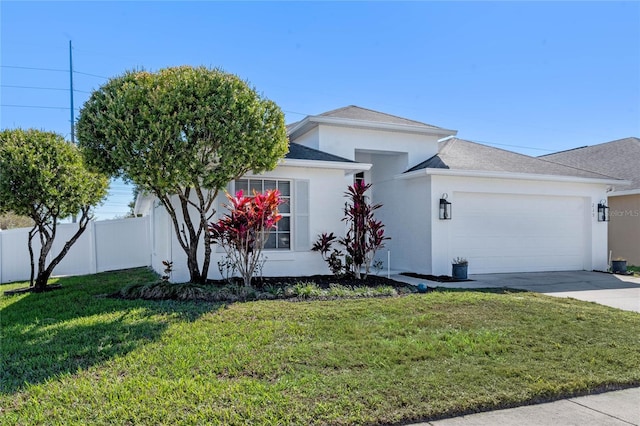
[
  {"left": 210, "top": 189, "right": 283, "bottom": 287},
  {"left": 313, "top": 181, "right": 389, "bottom": 279}
]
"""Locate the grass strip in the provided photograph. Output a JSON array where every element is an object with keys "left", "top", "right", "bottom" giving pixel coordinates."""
[{"left": 1, "top": 268, "right": 639, "bottom": 425}]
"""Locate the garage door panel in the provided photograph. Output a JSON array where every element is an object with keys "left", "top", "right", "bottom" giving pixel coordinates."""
[
  {"left": 454, "top": 216, "right": 580, "bottom": 237},
  {"left": 451, "top": 193, "right": 586, "bottom": 273}
]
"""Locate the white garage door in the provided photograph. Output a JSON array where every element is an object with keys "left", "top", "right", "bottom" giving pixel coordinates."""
[{"left": 450, "top": 192, "right": 587, "bottom": 273}]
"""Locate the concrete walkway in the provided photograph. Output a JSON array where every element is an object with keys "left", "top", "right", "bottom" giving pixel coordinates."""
[{"left": 392, "top": 271, "right": 640, "bottom": 425}]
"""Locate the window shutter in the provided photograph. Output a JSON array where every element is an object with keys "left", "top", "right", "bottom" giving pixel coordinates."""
[{"left": 294, "top": 179, "right": 310, "bottom": 251}]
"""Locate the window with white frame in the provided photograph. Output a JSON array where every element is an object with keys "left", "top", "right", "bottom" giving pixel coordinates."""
[{"left": 234, "top": 178, "right": 291, "bottom": 250}]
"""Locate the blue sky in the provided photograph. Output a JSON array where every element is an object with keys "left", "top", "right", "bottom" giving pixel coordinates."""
[{"left": 2, "top": 1, "right": 639, "bottom": 219}]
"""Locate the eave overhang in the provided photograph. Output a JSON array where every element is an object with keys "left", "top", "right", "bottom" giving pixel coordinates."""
[
  {"left": 397, "top": 167, "right": 630, "bottom": 186},
  {"left": 278, "top": 158, "right": 372, "bottom": 175},
  {"left": 609, "top": 188, "right": 640, "bottom": 197}
]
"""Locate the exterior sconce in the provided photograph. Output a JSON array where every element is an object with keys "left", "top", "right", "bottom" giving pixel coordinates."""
[
  {"left": 597, "top": 200, "right": 609, "bottom": 222},
  {"left": 439, "top": 194, "right": 452, "bottom": 220}
]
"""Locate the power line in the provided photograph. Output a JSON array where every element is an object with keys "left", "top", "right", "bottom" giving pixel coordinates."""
[
  {"left": 464, "top": 137, "right": 556, "bottom": 153},
  {"left": 1, "top": 65, "right": 108, "bottom": 79},
  {"left": 0, "top": 104, "right": 77, "bottom": 110},
  {"left": 1, "top": 64, "right": 67, "bottom": 73},
  {"left": 73, "top": 70, "right": 108, "bottom": 79},
  {"left": 1, "top": 84, "right": 92, "bottom": 94}
]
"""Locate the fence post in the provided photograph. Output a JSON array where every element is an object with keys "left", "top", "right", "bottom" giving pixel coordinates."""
[
  {"left": 89, "top": 220, "right": 98, "bottom": 274},
  {"left": 0, "top": 230, "right": 3, "bottom": 284}
]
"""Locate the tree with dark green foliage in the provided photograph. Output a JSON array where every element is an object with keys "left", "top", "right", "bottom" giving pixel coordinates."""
[
  {"left": 0, "top": 129, "right": 109, "bottom": 291},
  {"left": 76, "top": 66, "right": 288, "bottom": 283}
]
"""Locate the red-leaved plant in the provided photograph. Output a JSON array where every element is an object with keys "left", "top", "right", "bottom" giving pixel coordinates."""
[
  {"left": 313, "top": 181, "right": 389, "bottom": 279},
  {"left": 209, "top": 189, "right": 283, "bottom": 287}
]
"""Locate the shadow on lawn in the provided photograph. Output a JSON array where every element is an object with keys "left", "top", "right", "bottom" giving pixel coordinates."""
[{"left": 0, "top": 272, "right": 221, "bottom": 394}]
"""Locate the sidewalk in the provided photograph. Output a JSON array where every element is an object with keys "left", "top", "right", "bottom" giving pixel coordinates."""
[{"left": 415, "top": 387, "right": 640, "bottom": 425}]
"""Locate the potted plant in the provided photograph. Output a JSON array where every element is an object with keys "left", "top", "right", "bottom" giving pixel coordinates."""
[
  {"left": 611, "top": 258, "right": 627, "bottom": 274},
  {"left": 452, "top": 257, "right": 468, "bottom": 280}
]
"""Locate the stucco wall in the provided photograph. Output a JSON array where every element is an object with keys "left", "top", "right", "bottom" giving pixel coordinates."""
[
  {"left": 388, "top": 176, "right": 432, "bottom": 274},
  {"left": 156, "top": 164, "right": 350, "bottom": 283},
  {"left": 608, "top": 194, "right": 640, "bottom": 265},
  {"left": 353, "top": 151, "right": 424, "bottom": 274},
  {"left": 292, "top": 127, "right": 320, "bottom": 150},
  {"left": 317, "top": 125, "right": 440, "bottom": 168}
]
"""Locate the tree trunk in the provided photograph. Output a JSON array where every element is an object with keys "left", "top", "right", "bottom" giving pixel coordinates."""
[
  {"left": 33, "top": 269, "right": 53, "bottom": 292},
  {"left": 161, "top": 189, "right": 209, "bottom": 284},
  {"left": 33, "top": 221, "right": 55, "bottom": 292},
  {"left": 158, "top": 186, "right": 218, "bottom": 285},
  {"left": 32, "top": 207, "right": 92, "bottom": 292},
  {"left": 27, "top": 225, "right": 38, "bottom": 287},
  {"left": 186, "top": 243, "right": 203, "bottom": 284},
  {"left": 178, "top": 194, "right": 206, "bottom": 284}
]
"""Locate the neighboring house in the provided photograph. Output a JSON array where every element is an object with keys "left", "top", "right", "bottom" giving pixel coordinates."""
[
  {"left": 135, "top": 106, "right": 624, "bottom": 282},
  {"left": 541, "top": 137, "right": 640, "bottom": 265}
]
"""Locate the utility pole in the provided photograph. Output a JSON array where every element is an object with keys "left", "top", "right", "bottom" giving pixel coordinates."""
[{"left": 69, "top": 40, "right": 75, "bottom": 144}]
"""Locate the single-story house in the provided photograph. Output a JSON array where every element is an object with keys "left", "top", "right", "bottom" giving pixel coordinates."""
[
  {"left": 541, "top": 137, "right": 640, "bottom": 265},
  {"left": 135, "top": 105, "right": 625, "bottom": 282}
]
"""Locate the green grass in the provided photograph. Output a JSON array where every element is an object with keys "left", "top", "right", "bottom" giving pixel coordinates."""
[
  {"left": 628, "top": 265, "right": 639, "bottom": 276},
  {"left": 1, "top": 268, "right": 639, "bottom": 425}
]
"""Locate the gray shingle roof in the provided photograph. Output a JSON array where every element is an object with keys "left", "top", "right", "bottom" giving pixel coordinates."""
[
  {"left": 317, "top": 105, "right": 448, "bottom": 130},
  {"left": 407, "top": 138, "right": 617, "bottom": 180},
  {"left": 285, "top": 121, "right": 301, "bottom": 133},
  {"left": 285, "top": 142, "right": 355, "bottom": 163},
  {"left": 540, "top": 137, "right": 640, "bottom": 191}
]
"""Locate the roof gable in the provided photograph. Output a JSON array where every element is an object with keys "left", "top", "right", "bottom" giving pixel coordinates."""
[
  {"left": 318, "top": 105, "right": 445, "bottom": 130},
  {"left": 407, "top": 138, "right": 617, "bottom": 180},
  {"left": 540, "top": 137, "right": 640, "bottom": 191},
  {"left": 287, "top": 105, "right": 457, "bottom": 139}
]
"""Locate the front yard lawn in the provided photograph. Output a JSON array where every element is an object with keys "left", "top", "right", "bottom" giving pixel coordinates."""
[{"left": 1, "top": 268, "right": 639, "bottom": 425}]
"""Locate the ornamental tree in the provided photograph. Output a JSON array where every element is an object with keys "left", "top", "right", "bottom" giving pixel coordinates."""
[
  {"left": 209, "top": 189, "right": 283, "bottom": 287},
  {"left": 0, "top": 129, "right": 109, "bottom": 291},
  {"left": 77, "top": 66, "right": 288, "bottom": 284},
  {"left": 312, "top": 181, "right": 389, "bottom": 279}
]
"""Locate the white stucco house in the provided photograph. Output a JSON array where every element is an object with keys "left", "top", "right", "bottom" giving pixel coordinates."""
[{"left": 135, "top": 106, "right": 625, "bottom": 282}]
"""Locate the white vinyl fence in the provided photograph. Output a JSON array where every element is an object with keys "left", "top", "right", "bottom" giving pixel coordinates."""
[{"left": 0, "top": 216, "right": 151, "bottom": 284}]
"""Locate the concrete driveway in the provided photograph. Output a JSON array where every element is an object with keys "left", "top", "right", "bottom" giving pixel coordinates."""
[
  {"left": 470, "top": 271, "right": 640, "bottom": 313},
  {"left": 394, "top": 271, "right": 640, "bottom": 312}
]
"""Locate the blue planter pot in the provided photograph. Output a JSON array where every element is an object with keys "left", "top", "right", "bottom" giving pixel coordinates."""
[{"left": 452, "top": 264, "right": 468, "bottom": 280}]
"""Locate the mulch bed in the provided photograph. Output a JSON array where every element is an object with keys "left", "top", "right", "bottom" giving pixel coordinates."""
[{"left": 212, "top": 274, "right": 415, "bottom": 290}]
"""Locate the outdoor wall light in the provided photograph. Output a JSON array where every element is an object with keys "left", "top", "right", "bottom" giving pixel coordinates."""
[
  {"left": 439, "top": 194, "right": 452, "bottom": 220},
  {"left": 597, "top": 200, "right": 609, "bottom": 222}
]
